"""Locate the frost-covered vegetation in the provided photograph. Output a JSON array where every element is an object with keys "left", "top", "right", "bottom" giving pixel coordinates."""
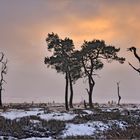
[{"left": 0, "top": 103, "right": 140, "bottom": 139}]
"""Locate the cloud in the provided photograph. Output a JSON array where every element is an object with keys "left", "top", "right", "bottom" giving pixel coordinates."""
[{"left": 0, "top": 0, "right": 140, "bottom": 103}]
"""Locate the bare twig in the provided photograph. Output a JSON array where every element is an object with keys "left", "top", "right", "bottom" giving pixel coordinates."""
[
  {"left": 85, "top": 88, "right": 89, "bottom": 95},
  {"left": 128, "top": 62, "right": 140, "bottom": 74}
]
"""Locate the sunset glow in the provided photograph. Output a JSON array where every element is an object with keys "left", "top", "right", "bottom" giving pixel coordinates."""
[{"left": 0, "top": 0, "right": 140, "bottom": 103}]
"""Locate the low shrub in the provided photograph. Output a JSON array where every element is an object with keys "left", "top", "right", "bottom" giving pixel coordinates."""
[{"left": 42, "top": 119, "right": 66, "bottom": 135}]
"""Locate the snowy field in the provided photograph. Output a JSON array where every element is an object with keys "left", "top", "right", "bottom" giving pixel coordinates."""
[{"left": 0, "top": 103, "right": 140, "bottom": 139}]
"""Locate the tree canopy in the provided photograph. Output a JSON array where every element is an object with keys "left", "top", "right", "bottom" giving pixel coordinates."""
[{"left": 44, "top": 33, "right": 125, "bottom": 109}]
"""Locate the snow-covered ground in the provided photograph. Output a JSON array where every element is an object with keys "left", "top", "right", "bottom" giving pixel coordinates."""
[
  {"left": 40, "top": 112, "right": 76, "bottom": 121},
  {"left": 22, "top": 137, "right": 52, "bottom": 140},
  {"left": 83, "top": 109, "right": 94, "bottom": 114},
  {"left": 0, "top": 136, "right": 52, "bottom": 140},
  {"left": 0, "top": 108, "right": 77, "bottom": 121},
  {"left": 0, "top": 108, "right": 44, "bottom": 120},
  {"left": 62, "top": 120, "right": 127, "bottom": 137},
  {"left": 62, "top": 121, "right": 107, "bottom": 137},
  {"left": 0, "top": 103, "right": 139, "bottom": 139}
]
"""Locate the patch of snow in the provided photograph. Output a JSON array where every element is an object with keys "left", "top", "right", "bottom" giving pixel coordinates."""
[
  {"left": 29, "top": 108, "right": 43, "bottom": 111},
  {"left": 0, "top": 109, "right": 44, "bottom": 120},
  {"left": 39, "top": 112, "right": 76, "bottom": 121},
  {"left": 0, "top": 108, "right": 76, "bottom": 121},
  {"left": 62, "top": 121, "right": 109, "bottom": 137},
  {"left": 0, "top": 136, "right": 17, "bottom": 140},
  {"left": 109, "top": 120, "right": 127, "bottom": 129},
  {"left": 62, "top": 120, "right": 128, "bottom": 138},
  {"left": 62, "top": 123, "right": 95, "bottom": 137},
  {"left": 83, "top": 110, "right": 94, "bottom": 114},
  {"left": 101, "top": 107, "right": 119, "bottom": 112},
  {"left": 92, "top": 121, "right": 109, "bottom": 131},
  {"left": 30, "top": 119, "right": 40, "bottom": 123},
  {"left": 100, "top": 108, "right": 112, "bottom": 112},
  {"left": 22, "top": 137, "right": 52, "bottom": 140}
]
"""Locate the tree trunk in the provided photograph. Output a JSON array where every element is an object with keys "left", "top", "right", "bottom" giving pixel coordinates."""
[
  {"left": 84, "top": 100, "right": 87, "bottom": 109},
  {"left": 88, "top": 92, "right": 93, "bottom": 108},
  {"left": 65, "top": 72, "right": 69, "bottom": 111},
  {"left": 0, "top": 89, "right": 2, "bottom": 107},
  {"left": 117, "top": 82, "right": 121, "bottom": 105},
  {"left": 69, "top": 73, "right": 74, "bottom": 108},
  {"left": 82, "top": 58, "right": 95, "bottom": 108},
  {"left": 88, "top": 76, "right": 95, "bottom": 108}
]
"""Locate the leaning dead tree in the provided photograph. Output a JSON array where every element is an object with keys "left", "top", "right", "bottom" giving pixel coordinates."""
[
  {"left": 0, "top": 52, "right": 8, "bottom": 107},
  {"left": 0, "top": 52, "right": 4, "bottom": 62},
  {"left": 127, "top": 46, "right": 140, "bottom": 74},
  {"left": 117, "top": 82, "right": 121, "bottom": 105}
]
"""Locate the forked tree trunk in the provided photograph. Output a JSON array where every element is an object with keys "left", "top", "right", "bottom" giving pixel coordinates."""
[
  {"left": 69, "top": 73, "right": 74, "bottom": 108},
  {"left": 65, "top": 72, "right": 69, "bottom": 111},
  {"left": 87, "top": 76, "right": 95, "bottom": 108},
  {"left": 82, "top": 58, "right": 95, "bottom": 109}
]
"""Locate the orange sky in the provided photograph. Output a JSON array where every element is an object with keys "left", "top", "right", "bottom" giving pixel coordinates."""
[{"left": 0, "top": 0, "right": 140, "bottom": 103}]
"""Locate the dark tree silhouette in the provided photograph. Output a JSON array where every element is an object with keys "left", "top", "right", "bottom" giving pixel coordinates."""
[
  {"left": 68, "top": 52, "right": 82, "bottom": 108},
  {"left": 44, "top": 33, "right": 82, "bottom": 110},
  {"left": 128, "top": 47, "right": 140, "bottom": 63},
  {"left": 44, "top": 34, "right": 125, "bottom": 109},
  {"left": 78, "top": 40, "right": 125, "bottom": 108},
  {"left": 127, "top": 46, "right": 140, "bottom": 74},
  {"left": 117, "top": 82, "right": 121, "bottom": 105},
  {"left": 0, "top": 52, "right": 8, "bottom": 107}
]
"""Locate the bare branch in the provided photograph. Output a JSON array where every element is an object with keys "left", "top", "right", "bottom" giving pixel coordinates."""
[
  {"left": 0, "top": 52, "right": 4, "bottom": 62},
  {"left": 85, "top": 88, "right": 89, "bottom": 95},
  {"left": 128, "top": 62, "right": 140, "bottom": 74},
  {"left": 128, "top": 46, "right": 140, "bottom": 63}
]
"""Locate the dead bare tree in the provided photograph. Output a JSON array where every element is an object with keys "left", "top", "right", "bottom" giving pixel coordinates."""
[
  {"left": 0, "top": 53, "right": 8, "bottom": 107},
  {"left": 127, "top": 46, "right": 140, "bottom": 75},
  {"left": 0, "top": 52, "right": 4, "bottom": 62},
  {"left": 117, "top": 82, "right": 121, "bottom": 105}
]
